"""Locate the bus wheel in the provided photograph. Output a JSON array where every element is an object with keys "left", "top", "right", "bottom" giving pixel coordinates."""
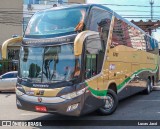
[
  {"left": 98, "top": 89, "right": 118, "bottom": 115},
  {"left": 144, "top": 79, "right": 151, "bottom": 94}
]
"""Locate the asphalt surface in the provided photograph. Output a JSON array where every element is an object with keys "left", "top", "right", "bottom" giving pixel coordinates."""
[{"left": 1, "top": 90, "right": 160, "bottom": 129}]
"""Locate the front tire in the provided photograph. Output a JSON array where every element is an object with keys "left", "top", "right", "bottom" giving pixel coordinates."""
[{"left": 98, "top": 89, "right": 118, "bottom": 115}]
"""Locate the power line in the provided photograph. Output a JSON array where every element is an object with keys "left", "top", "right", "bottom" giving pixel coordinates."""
[
  {"left": 100, "top": 3, "right": 160, "bottom": 7},
  {"left": 123, "top": 17, "right": 160, "bottom": 19},
  {"left": 0, "top": 2, "right": 159, "bottom": 26},
  {"left": 121, "top": 15, "right": 160, "bottom": 16},
  {"left": 0, "top": 10, "right": 159, "bottom": 16},
  {"left": 114, "top": 10, "right": 160, "bottom": 13}
]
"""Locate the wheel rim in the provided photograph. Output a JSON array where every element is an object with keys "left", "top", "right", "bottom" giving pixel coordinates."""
[
  {"left": 150, "top": 81, "right": 153, "bottom": 87},
  {"left": 104, "top": 95, "right": 114, "bottom": 110},
  {"left": 148, "top": 81, "right": 151, "bottom": 92}
]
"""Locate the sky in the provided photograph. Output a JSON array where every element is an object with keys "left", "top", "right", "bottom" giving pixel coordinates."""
[{"left": 87, "top": 0, "right": 160, "bottom": 41}]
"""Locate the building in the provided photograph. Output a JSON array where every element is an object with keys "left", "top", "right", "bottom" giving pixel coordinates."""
[
  {"left": 0, "top": 0, "right": 23, "bottom": 59},
  {"left": 68, "top": 0, "right": 86, "bottom": 4}
]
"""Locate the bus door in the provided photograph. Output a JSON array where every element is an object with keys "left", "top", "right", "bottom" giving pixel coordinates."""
[
  {"left": 84, "top": 34, "right": 106, "bottom": 107},
  {"left": 74, "top": 31, "right": 106, "bottom": 109}
]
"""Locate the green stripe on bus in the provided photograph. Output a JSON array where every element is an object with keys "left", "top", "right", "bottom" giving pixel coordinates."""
[
  {"left": 88, "top": 87, "right": 107, "bottom": 97},
  {"left": 117, "top": 77, "right": 131, "bottom": 90},
  {"left": 117, "top": 66, "right": 158, "bottom": 90},
  {"left": 85, "top": 82, "right": 107, "bottom": 97},
  {"left": 86, "top": 66, "right": 158, "bottom": 97}
]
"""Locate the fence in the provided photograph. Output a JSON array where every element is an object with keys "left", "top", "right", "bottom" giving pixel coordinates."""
[{"left": 0, "top": 60, "right": 18, "bottom": 75}]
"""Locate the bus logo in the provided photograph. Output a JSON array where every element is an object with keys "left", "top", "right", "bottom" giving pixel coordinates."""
[
  {"left": 36, "top": 90, "right": 45, "bottom": 95},
  {"left": 38, "top": 97, "right": 42, "bottom": 103}
]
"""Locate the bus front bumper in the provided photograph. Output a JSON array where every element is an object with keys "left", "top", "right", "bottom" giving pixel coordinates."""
[{"left": 16, "top": 92, "right": 85, "bottom": 116}]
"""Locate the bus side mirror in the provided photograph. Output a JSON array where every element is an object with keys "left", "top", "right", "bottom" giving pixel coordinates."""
[
  {"left": 74, "top": 31, "right": 99, "bottom": 56},
  {"left": 1, "top": 36, "right": 23, "bottom": 59}
]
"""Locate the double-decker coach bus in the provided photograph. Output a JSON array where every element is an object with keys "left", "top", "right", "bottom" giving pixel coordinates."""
[{"left": 15, "top": 4, "right": 159, "bottom": 116}]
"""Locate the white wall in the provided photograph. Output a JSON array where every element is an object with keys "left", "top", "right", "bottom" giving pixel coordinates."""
[{"left": 0, "top": 0, "right": 23, "bottom": 46}]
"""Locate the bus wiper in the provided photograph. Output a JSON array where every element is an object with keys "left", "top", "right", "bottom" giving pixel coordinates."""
[
  {"left": 51, "top": 79, "right": 62, "bottom": 81},
  {"left": 21, "top": 77, "right": 32, "bottom": 82},
  {"left": 50, "top": 79, "right": 63, "bottom": 82}
]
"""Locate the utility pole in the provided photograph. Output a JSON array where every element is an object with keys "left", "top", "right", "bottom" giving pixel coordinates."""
[
  {"left": 148, "top": 0, "right": 154, "bottom": 35},
  {"left": 150, "top": 0, "right": 154, "bottom": 20}
]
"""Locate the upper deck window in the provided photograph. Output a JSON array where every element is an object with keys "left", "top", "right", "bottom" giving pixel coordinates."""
[
  {"left": 89, "top": 8, "right": 112, "bottom": 32},
  {"left": 88, "top": 7, "right": 112, "bottom": 44},
  {"left": 25, "top": 7, "right": 87, "bottom": 37},
  {"left": 112, "top": 18, "right": 147, "bottom": 51}
]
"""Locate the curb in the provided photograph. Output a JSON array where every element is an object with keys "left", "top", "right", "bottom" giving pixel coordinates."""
[{"left": 153, "top": 86, "right": 160, "bottom": 91}]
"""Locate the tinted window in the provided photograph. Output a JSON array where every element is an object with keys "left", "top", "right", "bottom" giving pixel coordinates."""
[
  {"left": 145, "top": 36, "right": 154, "bottom": 51},
  {"left": 13, "top": 73, "right": 18, "bottom": 78},
  {"left": 112, "top": 18, "right": 146, "bottom": 50},
  {"left": 112, "top": 18, "right": 129, "bottom": 46},
  {"left": 89, "top": 7, "right": 112, "bottom": 32},
  {"left": 2, "top": 73, "right": 16, "bottom": 79},
  {"left": 19, "top": 44, "right": 81, "bottom": 83},
  {"left": 129, "top": 26, "right": 146, "bottom": 50},
  {"left": 43, "top": 44, "right": 80, "bottom": 82},
  {"left": 88, "top": 7, "right": 112, "bottom": 44},
  {"left": 25, "top": 8, "right": 87, "bottom": 36},
  {"left": 20, "top": 47, "right": 43, "bottom": 82}
]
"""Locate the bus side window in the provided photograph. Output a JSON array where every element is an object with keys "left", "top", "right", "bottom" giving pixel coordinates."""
[
  {"left": 84, "top": 34, "right": 105, "bottom": 79},
  {"left": 112, "top": 18, "right": 128, "bottom": 47},
  {"left": 112, "top": 18, "right": 147, "bottom": 51},
  {"left": 146, "top": 37, "right": 154, "bottom": 52}
]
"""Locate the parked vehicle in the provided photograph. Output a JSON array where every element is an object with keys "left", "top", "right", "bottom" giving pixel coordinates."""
[{"left": 0, "top": 71, "right": 17, "bottom": 92}]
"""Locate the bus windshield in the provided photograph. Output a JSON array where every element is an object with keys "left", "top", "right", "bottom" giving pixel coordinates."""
[
  {"left": 19, "top": 44, "right": 81, "bottom": 83},
  {"left": 25, "top": 7, "right": 87, "bottom": 36}
]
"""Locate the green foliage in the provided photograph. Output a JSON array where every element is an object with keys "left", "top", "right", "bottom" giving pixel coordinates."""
[{"left": 0, "top": 60, "right": 18, "bottom": 75}]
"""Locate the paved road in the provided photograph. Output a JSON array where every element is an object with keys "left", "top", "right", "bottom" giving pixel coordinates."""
[{"left": 1, "top": 91, "right": 160, "bottom": 129}]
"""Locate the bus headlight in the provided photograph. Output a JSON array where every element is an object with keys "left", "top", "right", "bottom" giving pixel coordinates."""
[
  {"left": 16, "top": 83, "right": 25, "bottom": 95},
  {"left": 16, "top": 88, "right": 24, "bottom": 96},
  {"left": 61, "top": 88, "right": 86, "bottom": 99}
]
